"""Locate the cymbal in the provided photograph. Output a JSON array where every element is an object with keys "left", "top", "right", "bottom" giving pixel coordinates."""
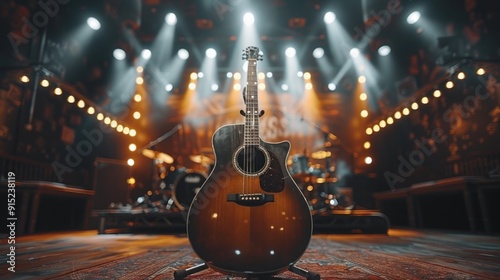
[
  {"left": 141, "top": 149, "right": 174, "bottom": 164},
  {"left": 190, "top": 155, "right": 214, "bottom": 164},
  {"left": 310, "top": 150, "right": 332, "bottom": 159}
]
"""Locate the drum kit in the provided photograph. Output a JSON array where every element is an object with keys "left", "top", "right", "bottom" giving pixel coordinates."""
[
  {"left": 135, "top": 149, "right": 210, "bottom": 213},
  {"left": 289, "top": 154, "right": 343, "bottom": 212},
  {"left": 135, "top": 147, "right": 348, "bottom": 214}
]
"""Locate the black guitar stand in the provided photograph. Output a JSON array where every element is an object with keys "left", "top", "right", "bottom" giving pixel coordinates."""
[
  {"left": 173, "top": 263, "right": 320, "bottom": 279},
  {"left": 173, "top": 263, "right": 208, "bottom": 279},
  {"left": 288, "top": 265, "right": 321, "bottom": 280}
]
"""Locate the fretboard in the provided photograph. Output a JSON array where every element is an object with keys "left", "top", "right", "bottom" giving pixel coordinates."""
[{"left": 244, "top": 59, "right": 259, "bottom": 146}]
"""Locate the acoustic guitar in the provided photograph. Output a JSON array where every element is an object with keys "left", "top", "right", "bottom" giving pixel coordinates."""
[{"left": 186, "top": 46, "right": 313, "bottom": 277}]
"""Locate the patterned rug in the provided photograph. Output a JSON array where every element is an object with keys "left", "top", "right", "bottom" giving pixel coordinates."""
[
  {"left": 8, "top": 230, "right": 499, "bottom": 280},
  {"left": 47, "top": 237, "right": 482, "bottom": 280}
]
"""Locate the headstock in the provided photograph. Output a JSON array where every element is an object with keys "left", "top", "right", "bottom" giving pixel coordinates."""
[{"left": 242, "top": 46, "right": 263, "bottom": 61}]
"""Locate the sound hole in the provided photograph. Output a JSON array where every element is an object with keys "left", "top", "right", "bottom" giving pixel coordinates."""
[{"left": 235, "top": 146, "right": 268, "bottom": 175}]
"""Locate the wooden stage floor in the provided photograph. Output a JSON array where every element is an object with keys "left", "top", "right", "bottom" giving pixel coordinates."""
[{"left": 1, "top": 228, "right": 500, "bottom": 279}]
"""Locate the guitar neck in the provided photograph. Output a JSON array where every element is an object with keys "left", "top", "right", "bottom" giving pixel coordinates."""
[{"left": 244, "top": 59, "right": 259, "bottom": 146}]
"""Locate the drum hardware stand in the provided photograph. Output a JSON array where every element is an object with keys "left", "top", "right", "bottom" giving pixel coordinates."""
[
  {"left": 173, "top": 263, "right": 320, "bottom": 279},
  {"left": 137, "top": 124, "right": 183, "bottom": 205},
  {"left": 137, "top": 123, "right": 183, "bottom": 156}
]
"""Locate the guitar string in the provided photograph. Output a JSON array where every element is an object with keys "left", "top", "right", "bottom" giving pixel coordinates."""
[
  {"left": 250, "top": 59, "right": 256, "bottom": 195},
  {"left": 243, "top": 53, "right": 260, "bottom": 196}
]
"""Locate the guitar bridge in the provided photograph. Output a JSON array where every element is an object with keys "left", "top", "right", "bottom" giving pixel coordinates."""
[{"left": 227, "top": 193, "right": 274, "bottom": 207}]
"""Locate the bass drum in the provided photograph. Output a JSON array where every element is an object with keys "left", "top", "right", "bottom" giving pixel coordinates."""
[{"left": 172, "top": 171, "right": 207, "bottom": 211}]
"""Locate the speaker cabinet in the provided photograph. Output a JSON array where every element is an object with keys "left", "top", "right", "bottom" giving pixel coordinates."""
[{"left": 92, "top": 158, "right": 131, "bottom": 210}]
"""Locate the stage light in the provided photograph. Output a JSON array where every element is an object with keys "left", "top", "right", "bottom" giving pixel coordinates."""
[
  {"left": 77, "top": 100, "right": 85, "bottom": 108},
  {"left": 97, "top": 113, "right": 104, "bottom": 120},
  {"left": 358, "top": 75, "right": 366, "bottom": 83},
  {"left": 281, "top": 84, "right": 289, "bottom": 91},
  {"left": 134, "top": 94, "right": 142, "bottom": 102},
  {"left": 233, "top": 83, "right": 241, "bottom": 91},
  {"left": 407, "top": 11, "right": 421, "bottom": 24},
  {"left": 226, "top": 72, "right": 233, "bottom": 78},
  {"left": 364, "top": 157, "right": 373, "bottom": 165},
  {"left": 141, "top": 49, "right": 152, "bottom": 60},
  {"left": 113, "top": 48, "right": 126, "bottom": 60},
  {"left": 190, "top": 72, "right": 198, "bottom": 80},
  {"left": 129, "top": 143, "right": 137, "bottom": 152},
  {"left": 324, "top": 12, "right": 336, "bottom": 24},
  {"left": 165, "top": 13, "right": 177, "bottom": 25},
  {"left": 378, "top": 45, "right": 391, "bottom": 56},
  {"left": 305, "top": 83, "right": 313, "bottom": 90},
  {"left": 285, "top": 47, "right": 296, "bottom": 57},
  {"left": 104, "top": 117, "right": 111, "bottom": 124},
  {"left": 234, "top": 72, "right": 241, "bottom": 80},
  {"left": 165, "top": 84, "right": 173, "bottom": 91},
  {"left": 364, "top": 141, "right": 371, "bottom": 149},
  {"left": 446, "top": 81, "right": 454, "bottom": 89},
  {"left": 127, "top": 158, "right": 135, "bottom": 166},
  {"left": 421, "top": 96, "right": 429, "bottom": 104},
  {"left": 350, "top": 48, "right": 360, "bottom": 58},
  {"left": 433, "top": 89, "right": 441, "bottom": 97},
  {"left": 411, "top": 102, "right": 419, "bottom": 110},
  {"left": 457, "top": 72, "right": 466, "bottom": 80},
  {"left": 313, "top": 47, "right": 324, "bottom": 58},
  {"left": 259, "top": 83, "right": 266, "bottom": 90},
  {"left": 303, "top": 72, "right": 311, "bottom": 80},
  {"left": 211, "top": 84, "right": 219, "bottom": 91},
  {"left": 387, "top": 117, "right": 394, "bottom": 124},
  {"left": 123, "top": 127, "right": 130, "bottom": 135},
  {"left": 188, "top": 82, "right": 196, "bottom": 90},
  {"left": 21, "top": 75, "right": 30, "bottom": 83},
  {"left": 40, "top": 79, "right": 49, "bottom": 87},
  {"left": 476, "top": 68, "right": 485, "bottom": 75},
  {"left": 394, "top": 111, "right": 402, "bottom": 119},
  {"left": 266, "top": 72, "right": 273, "bottom": 78},
  {"left": 379, "top": 120, "right": 387, "bottom": 128},
  {"left": 135, "top": 77, "right": 144, "bottom": 85},
  {"left": 328, "top": 83, "right": 336, "bottom": 91},
  {"left": 133, "top": 111, "right": 141, "bottom": 119},
  {"left": 373, "top": 125, "right": 380, "bottom": 132},
  {"left": 87, "top": 17, "right": 101, "bottom": 30},
  {"left": 126, "top": 177, "right": 136, "bottom": 186},
  {"left": 361, "top": 110, "right": 368, "bottom": 118},
  {"left": 402, "top": 108, "right": 410, "bottom": 115},
  {"left": 178, "top": 49, "right": 189, "bottom": 60},
  {"left": 258, "top": 72, "right": 265, "bottom": 79},
  {"left": 54, "top": 87, "right": 62, "bottom": 95},
  {"left": 206, "top": 48, "right": 217, "bottom": 58},
  {"left": 110, "top": 120, "right": 118, "bottom": 128},
  {"left": 129, "top": 129, "right": 137, "bottom": 137},
  {"left": 243, "top": 12, "right": 254, "bottom": 25},
  {"left": 297, "top": 71, "right": 303, "bottom": 77},
  {"left": 87, "top": 107, "right": 95, "bottom": 114},
  {"left": 366, "top": 127, "right": 373, "bottom": 135},
  {"left": 116, "top": 125, "right": 123, "bottom": 132},
  {"left": 136, "top": 66, "right": 143, "bottom": 73},
  {"left": 360, "top": 92, "right": 367, "bottom": 101},
  {"left": 67, "top": 95, "right": 75, "bottom": 103}
]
